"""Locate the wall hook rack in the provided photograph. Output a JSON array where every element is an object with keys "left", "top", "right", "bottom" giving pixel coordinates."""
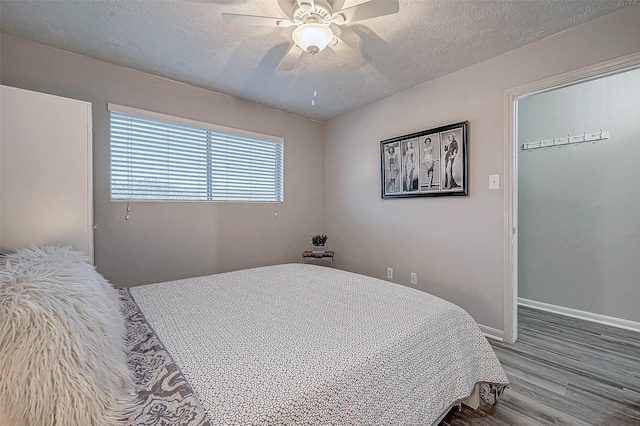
[{"left": 521, "top": 129, "right": 609, "bottom": 151}]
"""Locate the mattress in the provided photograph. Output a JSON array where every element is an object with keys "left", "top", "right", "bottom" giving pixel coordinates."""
[{"left": 124, "top": 263, "right": 508, "bottom": 425}]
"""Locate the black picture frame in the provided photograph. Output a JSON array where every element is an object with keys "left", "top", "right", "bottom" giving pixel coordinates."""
[{"left": 381, "top": 121, "right": 468, "bottom": 199}]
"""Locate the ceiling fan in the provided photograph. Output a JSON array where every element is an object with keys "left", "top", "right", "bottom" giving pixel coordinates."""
[{"left": 222, "top": 0, "right": 400, "bottom": 71}]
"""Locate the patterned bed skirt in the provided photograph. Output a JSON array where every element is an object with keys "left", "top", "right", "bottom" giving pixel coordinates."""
[{"left": 119, "top": 289, "right": 211, "bottom": 426}]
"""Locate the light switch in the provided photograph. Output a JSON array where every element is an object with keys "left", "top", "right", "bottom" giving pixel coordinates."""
[{"left": 489, "top": 174, "right": 500, "bottom": 190}]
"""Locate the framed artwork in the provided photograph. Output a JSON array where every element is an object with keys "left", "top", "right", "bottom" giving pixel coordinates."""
[{"left": 381, "top": 121, "right": 468, "bottom": 198}]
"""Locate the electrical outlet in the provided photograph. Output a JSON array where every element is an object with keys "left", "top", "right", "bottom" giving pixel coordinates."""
[
  {"left": 411, "top": 272, "right": 417, "bottom": 285},
  {"left": 387, "top": 268, "right": 393, "bottom": 279}
]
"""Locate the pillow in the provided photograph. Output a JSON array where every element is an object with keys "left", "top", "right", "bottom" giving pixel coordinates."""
[{"left": 0, "top": 246, "right": 135, "bottom": 426}]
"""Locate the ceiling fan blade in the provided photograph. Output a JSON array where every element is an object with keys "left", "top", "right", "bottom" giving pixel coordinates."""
[
  {"left": 328, "top": 37, "right": 366, "bottom": 69},
  {"left": 278, "top": 44, "right": 304, "bottom": 71},
  {"left": 332, "top": 0, "right": 399, "bottom": 25},
  {"left": 222, "top": 13, "right": 294, "bottom": 27},
  {"left": 295, "top": 0, "right": 315, "bottom": 12}
]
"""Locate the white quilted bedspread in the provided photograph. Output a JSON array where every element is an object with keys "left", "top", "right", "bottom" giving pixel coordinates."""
[{"left": 130, "top": 264, "right": 508, "bottom": 425}]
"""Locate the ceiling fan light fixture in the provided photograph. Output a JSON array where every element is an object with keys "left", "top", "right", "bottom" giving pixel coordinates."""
[{"left": 292, "top": 23, "right": 333, "bottom": 54}]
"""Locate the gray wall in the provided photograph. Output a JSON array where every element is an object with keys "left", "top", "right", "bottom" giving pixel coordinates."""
[
  {"left": 322, "top": 5, "right": 640, "bottom": 333},
  {"left": 518, "top": 68, "right": 640, "bottom": 323},
  {"left": 0, "top": 34, "right": 324, "bottom": 287}
]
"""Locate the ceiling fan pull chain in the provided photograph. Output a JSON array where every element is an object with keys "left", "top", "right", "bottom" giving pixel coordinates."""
[{"left": 312, "top": 55, "right": 317, "bottom": 106}]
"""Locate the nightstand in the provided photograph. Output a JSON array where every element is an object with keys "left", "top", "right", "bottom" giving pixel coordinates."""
[{"left": 301, "top": 250, "right": 335, "bottom": 268}]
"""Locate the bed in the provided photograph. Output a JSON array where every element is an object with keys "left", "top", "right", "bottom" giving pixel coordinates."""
[{"left": 122, "top": 263, "right": 508, "bottom": 425}]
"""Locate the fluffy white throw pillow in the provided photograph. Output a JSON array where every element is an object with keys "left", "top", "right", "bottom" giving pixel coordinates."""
[{"left": 0, "top": 246, "right": 134, "bottom": 426}]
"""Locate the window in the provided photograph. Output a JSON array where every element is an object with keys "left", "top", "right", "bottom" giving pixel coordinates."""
[{"left": 109, "top": 104, "right": 283, "bottom": 202}]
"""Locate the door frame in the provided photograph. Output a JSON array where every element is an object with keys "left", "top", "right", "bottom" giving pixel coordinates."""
[{"left": 502, "top": 51, "right": 640, "bottom": 344}]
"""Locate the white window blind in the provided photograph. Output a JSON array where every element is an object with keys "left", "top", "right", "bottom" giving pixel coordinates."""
[{"left": 109, "top": 106, "right": 283, "bottom": 202}]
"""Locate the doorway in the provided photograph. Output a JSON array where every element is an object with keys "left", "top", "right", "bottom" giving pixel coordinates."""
[{"left": 503, "top": 53, "right": 640, "bottom": 343}]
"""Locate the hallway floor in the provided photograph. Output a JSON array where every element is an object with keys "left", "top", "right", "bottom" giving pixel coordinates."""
[{"left": 442, "top": 306, "right": 640, "bottom": 425}]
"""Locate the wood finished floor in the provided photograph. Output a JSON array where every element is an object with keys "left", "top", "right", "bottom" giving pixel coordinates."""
[{"left": 441, "top": 306, "right": 640, "bottom": 425}]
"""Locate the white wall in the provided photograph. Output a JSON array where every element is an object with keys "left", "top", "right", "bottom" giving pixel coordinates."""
[
  {"left": 322, "top": 5, "right": 640, "bottom": 332},
  {"left": 518, "top": 68, "right": 640, "bottom": 323},
  {"left": 0, "top": 34, "right": 323, "bottom": 287}
]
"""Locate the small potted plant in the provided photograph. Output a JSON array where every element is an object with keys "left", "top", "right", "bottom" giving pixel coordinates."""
[{"left": 311, "top": 234, "right": 328, "bottom": 253}]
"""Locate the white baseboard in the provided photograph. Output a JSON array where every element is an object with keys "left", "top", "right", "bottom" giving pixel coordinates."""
[
  {"left": 518, "top": 297, "right": 640, "bottom": 333},
  {"left": 478, "top": 324, "right": 504, "bottom": 341}
]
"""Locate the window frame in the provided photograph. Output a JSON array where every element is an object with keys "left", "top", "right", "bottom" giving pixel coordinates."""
[{"left": 108, "top": 103, "right": 284, "bottom": 203}]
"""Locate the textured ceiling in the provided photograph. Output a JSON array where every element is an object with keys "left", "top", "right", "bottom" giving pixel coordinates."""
[{"left": 0, "top": 0, "right": 636, "bottom": 121}]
